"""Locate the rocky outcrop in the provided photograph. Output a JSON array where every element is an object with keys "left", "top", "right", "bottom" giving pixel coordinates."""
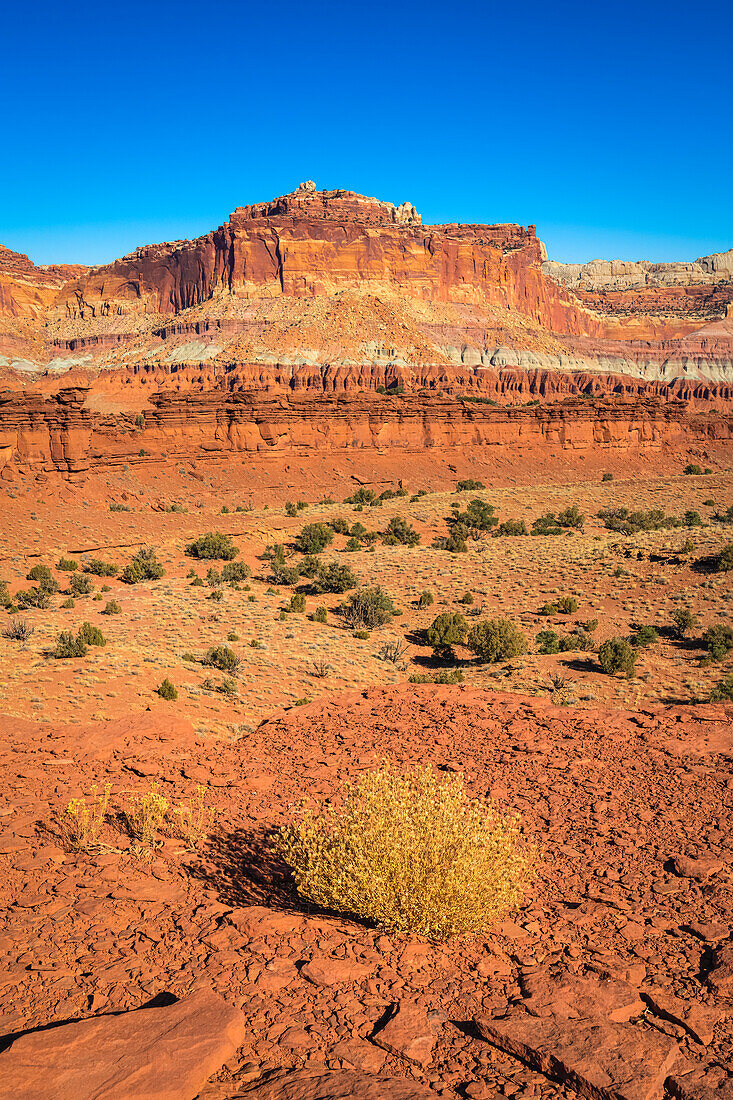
[
  {"left": 544, "top": 249, "right": 733, "bottom": 290},
  {"left": 1, "top": 386, "right": 730, "bottom": 474}
]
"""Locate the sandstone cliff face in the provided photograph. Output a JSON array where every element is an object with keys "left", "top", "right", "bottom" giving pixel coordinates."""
[{"left": 1, "top": 386, "right": 730, "bottom": 476}]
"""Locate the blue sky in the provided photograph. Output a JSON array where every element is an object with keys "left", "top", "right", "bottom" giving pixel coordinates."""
[{"left": 2, "top": 0, "right": 731, "bottom": 266}]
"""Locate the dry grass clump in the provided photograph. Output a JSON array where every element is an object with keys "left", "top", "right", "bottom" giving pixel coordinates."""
[
  {"left": 125, "top": 782, "right": 168, "bottom": 847},
  {"left": 277, "top": 762, "right": 535, "bottom": 939},
  {"left": 60, "top": 783, "right": 111, "bottom": 850},
  {"left": 174, "top": 785, "right": 217, "bottom": 849}
]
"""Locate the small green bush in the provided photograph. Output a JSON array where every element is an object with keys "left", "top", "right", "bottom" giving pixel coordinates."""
[
  {"left": 186, "top": 532, "right": 239, "bottom": 560},
  {"left": 343, "top": 587, "right": 396, "bottom": 629},
  {"left": 102, "top": 600, "right": 121, "bottom": 615},
  {"left": 710, "top": 674, "right": 733, "bottom": 702},
  {"left": 57, "top": 557, "right": 78, "bottom": 571},
  {"left": 426, "top": 612, "right": 468, "bottom": 656},
  {"left": 156, "top": 678, "right": 178, "bottom": 701},
  {"left": 701, "top": 623, "right": 733, "bottom": 661},
  {"left": 382, "top": 516, "right": 420, "bottom": 547},
  {"left": 684, "top": 463, "right": 703, "bottom": 475},
  {"left": 671, "top": 608, "right": 698, "bottom": 638},
  {"left": 289, "top": 593, "right": 306, "bottom": 613},
  {"left": 556, "top": 505, "right": 584, "bottom": 529},
  {"left": 312, "top": 561, "right": 359, "bottom": 594},
  {"left": 16, "top": 587, "right": 51, "bottom": 610},
  {"left": 539, "top": 596, "right": 578, "bottom": 616},
  {"left": 83, "top": 559, "right": 118, "bottom": 577},
  {"left": 496, "top": 519, "right": 528, "bottom": 537},
  {"left": 78, "top": 622, "right": 106, "bottom": 647},
  {"left": 602, "top": 472, "right": 613, "bottom": 482},
  {"left": 313, "top": 606, "right": 327, "bottom": 623},
  {"left": 27, "top": 565, "right": 58, "bottom": 592},
  {"left": 221, "top": 560, "right": 250, "bottom": 584},
  {"left": 417, "top": 591, "right": 434, "bottom": 609},
  {"left": 456, "top": 479, "right": 485, "bottom": 491},
  {"left": 203, "top": 645, "right": 240, "bottom": 672},
  {"left": 467, "top": 619, "right": 526, "bottom": 662},
  {"left": 53, "top": 631, "right": 88, "bottom": 659},
  {"left": 629, "top": 624, "right": 659, "bottom": 647},
  {"left": 121, "top": 548, "right": 165, "bottom": 584},
  {"left": 329, "top": 517, "right": 351, "bottom": 535},
  {"left": 711, "top": 543, "right": 733, "bottom": 572},
  {"left": 536, "top": 629, "right": 560, "bottom": 655},
  {"left": 295, "top": 523, "right": 334, "bottom": 554},
  {"left": 70, "top": 573, "right": 94, "bottom": 596},
  {"left": 598, "top": 637, "right": 636, "bottom": 677}
]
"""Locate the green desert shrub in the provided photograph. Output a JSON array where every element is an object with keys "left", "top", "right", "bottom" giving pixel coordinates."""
[
  {"left": 382, "top": 516, "right": 420, "bottom": 547},
  {"left": 289, "top": 593, "right": 306, "bottom": 613},
  {"left": 312, "top": 561, "right": 359, "bottom": 594},
  {"left": 684, "top": 511, "right": 703, "bottom": 528},
  {"left": 417, "top": 590, "right": 434, "bottom": 608},
  {"left": 442, "top": 530, "right": 468, "bottom": 554},
  {"left": 156, "top": 678, "right": 178, "bottom": 701},
  {"left": 711, "top": 543, "right": 733, "bottom": 572},
  {"left": 121, "top": 548, "right": 165, "bottom": 584},
  {"left": 57, "top": 557, "right": 78, "bottom": 571},
  {"left": 531, "top": 513, "right": 563, "bottom": 536},
  {"left": 27, "top": 565, "right": 59, "bottom": 592},
  {"left": 186, "top": 532, "right": 239, "bottom": 560},
  {"left": 270, "top": 560, "right": 301, "bottom": 586},
  {"left": 496, "top": 519, "right": 528, "bottom": 537},
  {"left": 598, "top": 637, "right": 636, "bottom": 677},
  {"left": 343, "top": 586, "right": 396, "bottom": 629},
  {"left": 102, "top": 600, "right": 121, "bottom": 615},
  {"left": 344, "top": 487, "right": 378, "bottom": 505},
  {"left": 710, "top": 674, "right": 733, "bottom": 702},
  {"left": 535, "top": 629, "right": 560, "bottom": 655},
  {"left": 701, "top": 623, "right": 733, "bottom": 661},
  {"left": 313, "top": 605, "right": 327, "bottom": 623},
  {"left": 295, "top": 523, "right": 334, "bottom": 554},
  {"left": 558, "top": 630, "right": 594, "bottom": 652},
  {"left": 70, "top": 573, "right": 94, "bottom": 596},
  {"left": 451, "top": 498, "right": 498, "bottom": 534},
  {"left": 78, "top": 621, "right": 106, "bottom": 647},
  {"left": 328, "top": 517, "right": 351, "bottom": 535},
  {"left": 426, "top": 612, "right": 468, "bottom": 656},
  {"left": 467, "top": 619, "right": 526, "bottom": 662},
  {"left": 456, "top": 479, "right": 485, "bottom": 491},
  {"left": 277, "top": 761, "right": 535, "bottom": 940},
  {"left": 539, "top": 596, "right": 578, "bottom": 616},
  {"left": 203, "top": 645, "right": 241, "bottom": 672},
  {"left": 556, "top": 505, "right": 584, "bottom": 529},
  {"left": 221, "top": 561, "right": 251, "bottom": 583},
  {"left": 598, "top": 507, "right": 681, "bottom": 535},
  {"left": 53, "top": 630, "right": 88, "bottom": 659},
  {"left": 82, "top": 559, "right": 118, "bottom": 577},
  {"left": 15, "top": 587, "right": 51, "bottom": 610},
  {"left": 671, "top": 608, "right": 698, "bottom": 639},
  {"left": 629, "top": 624, "right": 659, "bottom": 647},
  {"left": 684, "top": 463, "right": 703, "bottom": 475}
]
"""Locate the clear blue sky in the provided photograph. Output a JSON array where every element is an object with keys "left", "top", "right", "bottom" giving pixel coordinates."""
[{"left": 2, "top": 0, "right": 731, "bottom": 266}]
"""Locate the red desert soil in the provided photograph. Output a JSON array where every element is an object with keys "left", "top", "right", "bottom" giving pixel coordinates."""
[{"left": 0, "top": 684, "right": 731, "bottom": 1099}]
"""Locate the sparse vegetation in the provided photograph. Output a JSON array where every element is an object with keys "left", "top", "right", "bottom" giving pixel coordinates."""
[
  {"left": 276, "top": 761, "right": 535, "bottom": 939},
  {"left": 121, "top": 548, "right": 165, "bottom": 584},
  {"left": 78, "top": 622, "right": 106, "bottom": 647},
  {"left": 60, "top": 784, "right": 111, "bottom": 850},
  {"left": 203, "top": 645, "right": 241, "bottom": 672},
  {"left": 82, "top": 558, "right": 118, "bottom": 577},
  {"left": 426, "top": 612, "right": 468, "bottom": 656},
  {"left": 52, "top": 631, "right": 88, "bottom": 659},
  {"left": 598, "top": 637, "right": 636, "bottom": 677},
  {"left": 295, "top": 523, "right": 334, "bottom": 554},
  {"left": 701, "top": 622, "right": 733, "bottom": 661},
  {"left": 156, "top": 678, "right": 178, "bottom": 700},
  {"left": 466, "top": 619, "right": 526, "bottom": 662},
  {"left": 125, "top": 783, "right": 168, "bottom": 847},
  {"left": 2, "top": 618, "right": 34, "bottom": 642},
  {"left": 186, "top": 532, "right": 239, "bottom": 560},
  {"left": 343, "top": 586, "right": 396, "bottom": 629},
  {"left": 173, "top": 785, "right": 216, "bottom": 848},
  {"left": 671, "top": 608, "right": 698, "bottom": 639}
]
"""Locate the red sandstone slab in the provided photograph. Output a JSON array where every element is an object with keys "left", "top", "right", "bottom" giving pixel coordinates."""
[
  {"left": 0, "top": 988, "right": 245, "bottom": 1100},
  {"left": 474, "top": 1013, "right": 678, "bottom": 1100}
]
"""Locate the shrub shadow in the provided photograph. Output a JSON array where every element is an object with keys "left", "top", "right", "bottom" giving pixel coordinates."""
[{"left": 183, "top": 825, "right": 348, "bottom": 922}]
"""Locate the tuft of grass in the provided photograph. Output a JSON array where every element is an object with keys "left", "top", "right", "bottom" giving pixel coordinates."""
[
  {"left": 60, "top": 784, "right": 111, "bottom": 850},
  {"left": 125, "top": 783, "right": 168, "bottom": 847},
  {"left": 174, "top": 785, "right": 216, "bottom": 849},
  {"left": 277, "top": 762, "right": 535, "bottom": 940}
]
